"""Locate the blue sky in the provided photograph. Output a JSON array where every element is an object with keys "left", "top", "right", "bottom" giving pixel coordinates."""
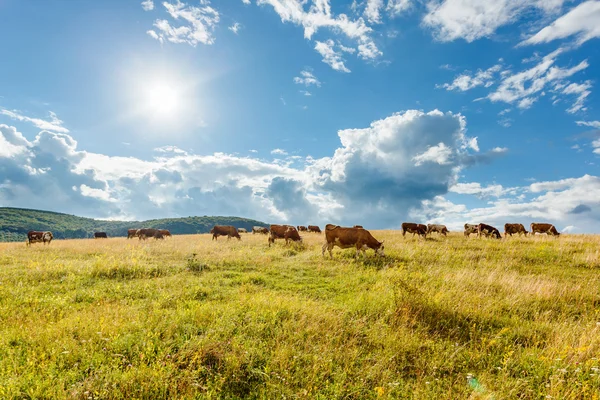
[{"left": 1, "top": 0, "right": 600, "bottom": 232}]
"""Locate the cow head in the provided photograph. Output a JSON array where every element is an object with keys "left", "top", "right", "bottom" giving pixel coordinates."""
[{"left": 375, "top": 241, "right": 385, "bottom": 257}]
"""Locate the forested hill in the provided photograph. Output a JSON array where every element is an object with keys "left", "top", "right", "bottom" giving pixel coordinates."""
[{"left": 0, "top": 207, "right": 269, "bottom": 242}]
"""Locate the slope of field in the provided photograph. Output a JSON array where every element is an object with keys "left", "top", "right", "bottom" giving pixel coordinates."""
[
  {"left": 0, "top": 207, "right": 268, "bottom": 242},
  {"left": 1, "top": 232, "right": 599, "bottom": 399}
]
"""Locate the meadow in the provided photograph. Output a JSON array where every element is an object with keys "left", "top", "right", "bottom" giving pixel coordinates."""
[{"left": 0, "top": 231, "right": 599, "bottom": 399}]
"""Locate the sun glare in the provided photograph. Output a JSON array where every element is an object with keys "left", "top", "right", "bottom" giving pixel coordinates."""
[{"left": 146, "top": 82, "right": 180, "bottom": 117}]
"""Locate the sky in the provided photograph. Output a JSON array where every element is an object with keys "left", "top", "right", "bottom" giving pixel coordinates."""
[{"left": 1, "top": 0, "right": 600, "bottom": 232}]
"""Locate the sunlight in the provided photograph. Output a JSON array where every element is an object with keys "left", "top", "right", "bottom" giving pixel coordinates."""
[{"left": 146, "top": 82, "right": 179, "bottom": 117}]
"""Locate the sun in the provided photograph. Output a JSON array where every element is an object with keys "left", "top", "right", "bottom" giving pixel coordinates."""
[{"left": 145, "top": 82, "right": 180, "bottom": 118}]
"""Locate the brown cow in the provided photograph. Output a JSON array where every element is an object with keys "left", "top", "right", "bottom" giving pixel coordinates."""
[
  {"left": 27, "top": 231, "right": 53, "bottom": 246},
  {"left": 322, "top": 225, "right": 384, "bottom": 258},
  {"left": 353, "top": 225, "right": 363, "bottom": 229},
  {"left": 252, "top": 226, "right": 269, "bottom": 234},
  {"left": 297, "top": 226, "right": 308, "bottom": 232},
  {"left": 530, "top": 223, "right": 560, "bottom": 236},
  {"left": 307, "top": 225, "right": 321, "bottom": 233},
  {"left": 477, "top": 223, "right": 502, "bottom": 239},
  {"left": 238, "top": 228, "right": 248, "bottom": 233},
  {"left": 137, "top": 228, "right": 158, "bottom": 240},
  {"left": 269, "top": 225, "right": 302, "bottom": 246},
  {"left": 210, "top": 225, "right": 241, "bottom": 240},
  {"left": 127, "top": 229, "right": 139, "bottom": 239},
  {"left": 158, "top": 229, "right": 172, "bottom": 238},
  {"left": 94, "top": 232, "right": 108, "bottom": 239},
  {"left": 401, "top": 222, "right": 427, "bottom": 239},
  {"left": 154, "top": 231, "right": 164, "bottom": 240},
  {"left": 427, "top": 224, "right": 448, "bottom": 236},
  {"left": 464, "top": 224, "right": 478, "bottom": 237},
  {"left": 504, "top": 223, "right": 528, "bottom": 237}
]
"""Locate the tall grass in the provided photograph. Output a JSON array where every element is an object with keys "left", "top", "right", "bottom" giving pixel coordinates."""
[{"left": 0, "top": 232, "right": 599, "bottom": 399}]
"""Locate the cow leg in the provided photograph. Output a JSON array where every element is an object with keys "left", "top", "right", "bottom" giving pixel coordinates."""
[
  {"left": 321, "top": 242, "right": 327, "bottom": 257},
  {"left": 402, "top": 230, "right": 406, "bottom": 238}
]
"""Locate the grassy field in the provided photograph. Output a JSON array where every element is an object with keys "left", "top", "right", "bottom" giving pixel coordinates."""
[{"left": 1, "top": 231, "right": 599, "bottom": 399}]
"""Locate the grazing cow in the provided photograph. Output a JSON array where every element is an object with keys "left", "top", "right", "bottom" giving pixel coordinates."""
[
  {"left": 464, "top": 224, "right": 479, "bottom": 237},
  {"left": 252, "top": 226, "right": 269, "bottom": 234},
  {"left": 268, "top": 225, "right": 302, "bottom": 246},
  {"left": 504, "top": 223, "right": 528, "bottom": 237},
  {"left": 158, "top": 229, "right": 172, "bottom": 238},
  {"left": 322, "top": 225, "right": 384, "bottom": 258},
  {"left": 308, "top": 225, "right": 322, "bottom": 233},
  {"left": 238, "top": 228, "right": 248, "bottom": 233},
  {"left": 94, "top": 232, "right": 108, "bottom": 239},
  {"left": 137, "top": 228, "right": 159, "bottom": 240},
  {"left": 127, "top": 229, "right": 139, "bottom": 239},
  {"left": 153, "top": 231, "right": 164, "bottom": 240},
  {"left": 297, "top": 226, "right": 308, "bottom": 232},
  {"left": 353, "top": 225, "right": 363, "bottom": 229},
  {"left": 530, "top": 223, "right": 560, "bottom": 236},
  {"left": 210, "top": 225, "right": 241, "bottom": 241},
  {"left": 477, "top": 223, "right": 502, "bottom": 239},
  {"left": 401, "top": 222, "right": 427, "bottom": 239},
  {"left": 27, "top": 231, "right": 53, "bottom": 246},
  {"left": 427, "top": 224, "right": 448, "bottom": 236}
]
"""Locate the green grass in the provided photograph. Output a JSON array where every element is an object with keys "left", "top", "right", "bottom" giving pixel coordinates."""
[{"left": 1, "top": 232, "right": 599, "bottom": 399}]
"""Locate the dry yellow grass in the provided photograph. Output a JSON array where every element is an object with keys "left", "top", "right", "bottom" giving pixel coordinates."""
[{"left": 0, "top": 231, "right": 599, "bottom": 399}]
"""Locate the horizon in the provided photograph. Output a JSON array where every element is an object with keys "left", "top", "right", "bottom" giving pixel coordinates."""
[{"left": 1, "top": 1, "right": 600, "bottom": 232}]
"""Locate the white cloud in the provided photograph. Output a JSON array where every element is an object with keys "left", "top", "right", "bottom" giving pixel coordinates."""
[
  {"left": 147, "top": 0, "right": 220, "bottom": 46},
  {"left": 315, "top": 40, "right": 351, "bottom": 73},
  {"left": 300, "top": 90, "right": 312, "bottom": 96},
  {"left": 423, "top": 0, "right": 565, "bottom": 43},
  {"left": 576, "top": 120, "right": 600, "bottom": 129},
  {"left": 255, "top": 0, "right": 381, "bottom": 71},
  {"left": 562, "top": 81, "right": 592, "bottom": 113},
  {"left": 440, "top": 64, "right": 502, "bottom": 91},
  {"left": 0, "top": 109, "right": 69, "bottom": 133},
  {"left": 229, "top": 22, "right": 242, "bottom": 34},
  {"left": 413, "top": 142, "right": 453, "bottom": 166},
  {"left": 521, "top": 1, "right": 600, "bottom": 47},
  {"left": 293, "top": 69, "right": 321, "bottom": 87},
  {"left": 271, "top": 148, "right": 288, "bottom": 156},
  {"left": 386, "top": 0, "right": 411, "bottom": 17},
  {"left": 364, "top": 0, "right": 384, "bottom": 24},
  {"left": 242, "top": 0, "right": 251, "bottom": 4},
  {"left": 450, "top": 182, "right": 513, "bottom": 198},
  {"left": 141, "top": 0, "right": 154, "bottom": 11}
]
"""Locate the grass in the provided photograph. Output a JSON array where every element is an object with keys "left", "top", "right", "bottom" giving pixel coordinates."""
[{"left": 0, "top": 232, "right": 599, "bottom": 399}]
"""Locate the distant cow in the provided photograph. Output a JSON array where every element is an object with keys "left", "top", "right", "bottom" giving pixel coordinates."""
[
  {"left": 27, "top": 231, "right": 53, "bottom": 246},
  {"left": 478, "top": 223, "right": 502, "bottom": 239},
  {"left": 158, "top": 229, "right": 172, "bottom": 238},
  {"left": 94, "top": 232, "right": 108, "bottom": 239},
  {"left": 137, "top": 228, "right": 159, "bottom": 240},
  {"left": 238, "top": 228, "right": 248, "bottom": 233},
  {"left": 127, "top": 229, "right": 139, "bottom": 239},
  {"left": 252, "top": 226, "right": 269, "bottom": 234},
  {"left": 153, "top": 231, "right": 164, "bottom": 240},
  {"left": 504, "top": 223, "right": 528, "bottom": 237},
  {"left": 322, "top": 225, "right": 384, "bottom": 258},
  {"left": 353, "top": 225, "right": 363, "bottom": 229},
  {"left": 464, "top": 224, "right": 479, "bottom": 237},
  {"left": 210, "top": 225, "right": 241, "bottom": 241},
  {"left": 297, "top": 226, "right": 308, "bottom": 232},
  {"left": 269, "top": 225, "right": 302, "bottom": 246},
  {"left": 307, "top": 225, "right": 321, "bottom": 233},
  {"left": 401, "top": 222, "right": 427, "bottom": 239},
  {"left": 530, "top": 223, "right": 560, "bottom": 236},
  {"left": 427, "top": 224, "right": 448, "bottom": 236}
]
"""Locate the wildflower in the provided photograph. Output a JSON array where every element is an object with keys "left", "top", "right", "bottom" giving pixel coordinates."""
[{"left": 375, "top": 386, "right": 385, "bottom": 397}]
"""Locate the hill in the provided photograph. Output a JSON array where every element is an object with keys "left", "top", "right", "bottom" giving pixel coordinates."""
[
  {"left": 0, "top": 232, "right": 598, "bottom": 398},
  {"left": 0, "top": 207, "right": 269, "bottom": 242}
]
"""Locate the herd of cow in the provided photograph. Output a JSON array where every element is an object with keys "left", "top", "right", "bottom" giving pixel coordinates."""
[{"left": 24, "top": 221, "right": 560, "bottom": 258}]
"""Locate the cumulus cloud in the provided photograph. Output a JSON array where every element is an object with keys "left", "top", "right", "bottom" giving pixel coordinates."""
[
  {"left": 293, "top": 69, "right": 321, "bottom": 87},
  {"left": 141, "top": 0, "right": 154, "bottom": 11},
  {"left": 147, "top": 0, "right": 220, "bottom": 46},
  {"left": 521, "top": 1, "right": 600, "bottom": 47},
  {"left": 271, "top": 148, "right": 288, "bottom": 156},
  {"left": 229, "top": 22, "right": 242, "bottom": 34},
  {"left": 439, "top": 63, "right": 502, "bottom": 91},
  {"left": 0, "top": 109, "right": 69, "bottom": 133},
  {"left": 422, "top": 0, "right": 565, "bottom": 42},
  {"left": 315, "top": 40, "right": 351, "bottom": 73}
]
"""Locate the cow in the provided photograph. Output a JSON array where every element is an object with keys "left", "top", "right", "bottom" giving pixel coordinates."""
[
  {"left": 238, "top": 228, "right": 248, "bottom": 234},
  {"left": 252, "top": 226, "right": 269, "bottom": 234},
  {"left": 27, "top": 231, "right": 53, "bottom": 246},
  {"left": 353, "top": 225, "right": 363, "bottom": 229},
  {"left": 464, "top": 224, "right": 479, "bottom": 237},
  {"left": 297, "top": 226, "right": 308, "bottom": 232},
  {"left": 94, "top": 232, "right": 108, "bottom": 239},
  {"left": 427, "top": 224, "right": 448, "bottom": 236},
  {"left": 401, "top": 222, "right": 427, "bottom": 239},
  {"left": 158, "top": 229, "right": 172, "bottom": 238},
  {"left": 154, "top": 231, "right": 164, "bottom": 240},
  {"left": 137, "top": 228, "right": 158, "bottom": 240},
  {"left": 530, "top": 223, "right": 560, "bottom": 236},
  {"left": 268, "top": 225, "right": 302, "bottom": 246},
  {"left": 322, "top": 225, "right": 384, "bottom": 259},
  {"left": 127, "top": 229, "right": 139, "bottom": 239},
  {"left": 504, "top": 223, "right": 528, "bottom": 237},
  {"left": 477, "top": 223, "right": 502, "bottom": 239},
  {"left": 210, "top": 225, "right": 241, "bottom": 241},
  {"left": 307, "top": 225, "right": 322, "bottom": 233}
]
